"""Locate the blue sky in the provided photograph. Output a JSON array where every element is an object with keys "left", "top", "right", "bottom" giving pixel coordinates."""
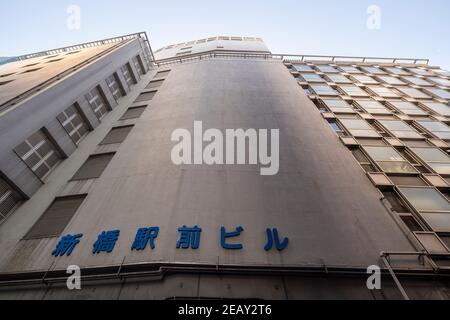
[{"left": 1, "top": 0, "right": 449, "bottom": 69}]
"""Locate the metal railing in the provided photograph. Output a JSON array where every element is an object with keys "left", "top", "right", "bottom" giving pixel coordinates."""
[
  {"left": 155, "top": 50, "right": 430, "bottom": 67},
  {"left": 155, "top": 49, "right": 273, "bottom": 66},
  {"left": 277, "top": 54, "right": 429, "bottom": 65},
  {"left": 16, "top": 32, "right": 155, "bottom": 62}
]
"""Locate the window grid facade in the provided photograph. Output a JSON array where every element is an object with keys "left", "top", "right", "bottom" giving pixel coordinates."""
[
  {"left": 121, "top": 63, "right": 136, "bottom": 88},
  {"left": 132, "top": 55, "right": 144, "bottom": 76},
  {"left": 105, "top": 73, "right": 124, "bottom": 101},
  {"left": 14, "top": 130, "right": 61, "bottom": 180},
  {"left": 287, "top": 61, "right": 450, "bottom": 243},
  {"left": 57, "top": 104, "right": 89, "bottom": 145},
  {"left": 85, "top": 86, "right": 108, "bottom": 120},
  {"left": 0, "top": 177, "right": 21, "bottom": 223}
]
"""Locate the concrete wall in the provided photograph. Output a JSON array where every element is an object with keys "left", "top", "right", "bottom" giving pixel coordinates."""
[{"left": 1, "top": 57, "right": 421, "bottom": 272}]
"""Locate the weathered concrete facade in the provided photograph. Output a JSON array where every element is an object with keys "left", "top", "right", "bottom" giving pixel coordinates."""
[{"left": 0, "top": 34, "right": 449, "bottom": 300}]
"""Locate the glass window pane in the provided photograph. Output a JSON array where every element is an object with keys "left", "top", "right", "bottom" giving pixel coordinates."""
[
  {"left": 339, "top": 85, "right": 369, "bottom": 97},
  {"left": 327, "top": 74, "right": 351, "bottom": 83},
  {"left": 397, "top": 87, "right": 431, "bottom": 99},
  {"left": 424, "top": 88, "right": 450, "bottom": 100},
  {"left": 340, "top": 119, "right": 372, "bottom": 130},
  {"left": 421, "top": 102, "right": 450, "bottom": 117},
  {"left": 378, "top": 161, "right": 418, "bottom": 173},
  {"left": 429, "top": 163, "right": 450, "bottom": 175},
  {"left": 300, "top": 73, "right": 325, "bottom": 82},
  {"left": 352, "top": 75, "right": 378, "bottom": 84},
  {"left": 377, "top": 76, "right": 406, "bottom": 85},
  {"left": 402, "top": 76, "right": 433, "bottom": 86},
  {"left": 428, "top": 77, "right": 450, "bottom": 87},
  {"left": 419, "top": 212, "right": 450, "bottom": 233},
  {"left": 293, "top": 64, "right": 313, "bottom": 72},
  {"left": 310, "top": 84, "right": 339, "bottom": 96},
  {"left": 389, "top": 101, "right": 427, "bottom": 116},
  {"left": 410, "top": 147, "right": 450, "bottom": 162},
  {"left": 315, "top": 65, "right": 338, "bottom": 73},
  {"left": 364, "top": 146, "right": 404, "bottom": 161},
  {"left": 368, "top": 86, "right": 399, "bottom": 98},
  {"left": 338, "top": 66, "right": 361, "bottom": 74},
  {"left": 399, "top": 187, "right": 450, "bottom": 212}
]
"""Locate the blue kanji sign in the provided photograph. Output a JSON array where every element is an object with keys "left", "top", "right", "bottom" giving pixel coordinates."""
[
  {"left": 92, "top": 230, "right": 120, "bottom": 254},
  {"left": 264, "top": 228, "right": 289, "bottom": 251},
  {"left": 131, "top": 227, "right": 159, "bottom": 251},
  {"left": 221, "top": 226, "right": 244, "bottom": 250},
  {"left": 52, "top": 234, "right": 83, "bottom": 257},
  {"left": 177, "top": 226, "right": 202, "bottom": 249},
  {"left": 52, "top": 226, "right": 289, "bottom": 256}
]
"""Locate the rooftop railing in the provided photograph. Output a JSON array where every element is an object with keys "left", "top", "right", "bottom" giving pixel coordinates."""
[
  {"left": 276, "top": 54, "right": 429, "bottom": 65},
  {"left": 155, "top": 50, "right": 430, "bottom": 66},
  {"left": 16, "top": 32, "right": 155, "bottom": 62}
]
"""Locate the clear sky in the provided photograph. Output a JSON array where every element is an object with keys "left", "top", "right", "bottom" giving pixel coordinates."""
[{"left": 1, "top": 0, "right": 449, "bottom": 69}]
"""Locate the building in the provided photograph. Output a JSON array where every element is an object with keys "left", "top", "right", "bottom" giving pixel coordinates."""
[{"left": 0, "top": 33, "right": 449, "bottom": 300}]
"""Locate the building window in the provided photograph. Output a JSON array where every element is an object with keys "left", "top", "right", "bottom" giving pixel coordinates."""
[
  {"left": 326, "top": 74, "right": 352, "bottom": 84},
  {"left": 14, "top": 130, "right": 61, "bottom": 180},
  {"left": 339, "top": 119, "right": 381, "bottom": 138},
  {"left": 132, "top": 55, "right": 145, "bottom": 76},
  {"left": 85, "top": 86, "right": 109, "bottom": 120},
  {"left": 309, "top": 84, "right": 339, "bottom": 96},
  {"left": 315, "top": 65, "right": 339, "bottom": 73},
  {"left": 423, "top": 88, "right": 450, "bottom": 100},
  {"left": 351, "top": 75, "right": 379, "bottom": 85},
  {"left": 57, "top": 104, "right": 89, "bottom": 145},
  {"left": 24, "top": 195, "right": 87, "bottom": 239},
  {"left": 428, "top": 77, "right": 450, "bottom": 87},
  {"left": 396, "top": 87, "right": 431, "bottom": 99},
  {"left": 338, "top": 85, "right": 370, "bottom": 97},
  {"left": 155, "top": 70, "right": 171, "bottom": 79},
  {"left": 401, "top": 76, "right": 433, "bottom": 86},
  {"left": 420, "top": 102, "right": 450, "bottom": 117},
  {"left": 363, "top": 146, "right": 418, "bottom": 174},
  {"left": 121, "top": 63, "right": 136, "bottom": 88},
  {"left": 299, "top": 73, "right": 324, "bottom": 83},
  {"left": 355, "top": 100, "right": 392, "bottom": 115},
  {"left": 328, "top": 120, "right": 345, "bottom": 136},
  {"left": 360, "top": 66, "right": 387, "bottom": 75},
  {"left": 377, "top": 120, "right": 423, "bottom": 139},
  {"left": 407, "top": 68, "right": 434, "bottom": 76},
  {"left": 105, "top": 73, "right": 124, "bottom": 101},
  {"left": 120, "top": 105, "right": 147, "bottom": 120},
  {"left": 0, "top": 177, "right": 22, "bottom": 223},
  {"left": 410, "top": 147, "right": 450, "bottom": 175},
  {"left": 321, "top": 98, "right": 355, "bottom": 114},
  {"left": 417, "top": 120, "right": 450, "bottom": 140},
  {"left": 397, "top": 187, "right": 450, "bottom": 233},
  {"left": 100, "top": 126, "right": 134, "bottom": 145},
  {"left": 366, "top": 86, "right": 399, "bottom": 98},
  {"left": 293, "top": 64, "right": 314, "bottom": 72},
  {"left": 338, "top": 66, "right": 362, "bottom": 74},
  {"left": 383, "top": 67, "right": 409, "bottom": 75},
  {"left": 377, "top": 76, "right": 407, "bottom": 86},
  {"left": 146, "top": 79, "right": 165, "bottom": 89},
  {"left": 387, "top": 101, "right": 427, "bottom": 116},
  {"left": 71, "top": 153, "right": 115, "bottom": 181},
  {"left": 135, "top": 91, "right": 157, "bottom": 102}
]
